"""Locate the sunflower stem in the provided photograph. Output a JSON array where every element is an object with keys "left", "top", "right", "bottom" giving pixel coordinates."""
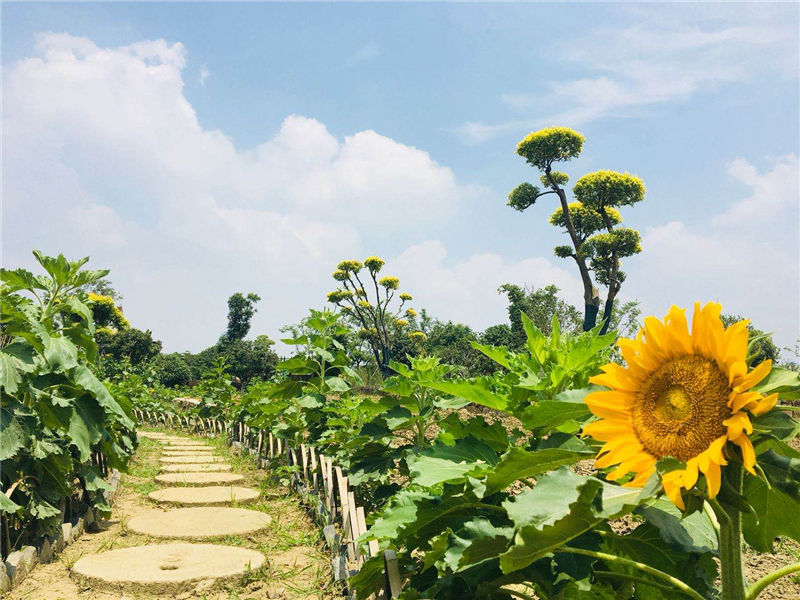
[
  {"left": 558, "top": 546, "right": 706, "bottom": 600},
  {"left": 745, "top": 562, "right": 800, "bottom": 600},
  {"left": 713, "top": 461, "right": 747, "bottom": 600}
]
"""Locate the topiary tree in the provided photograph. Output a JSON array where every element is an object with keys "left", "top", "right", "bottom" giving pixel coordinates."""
[
  {"left": 326, "top": 256, "right": 421, "bottom": 376},
  {"left": 508, "top": 128, "right": 645, "bottom": 333}
]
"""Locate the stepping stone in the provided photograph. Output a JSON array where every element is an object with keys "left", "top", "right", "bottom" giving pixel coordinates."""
[
  {"left": 160, "top": 456, "right": 225, "bottom": 464},
  {"left": 163, "top": 440, "right": 207, "bottom": 446},
  {"left": 155, "top": 472, "right": 245, "bottom": 486},
  {"left": 161, "top": 463, "right": 232, "bottom": 473},
  {"left": 161, "top": 450, "right": 215, "bottom": 456},
  {"left": 71, "top": 543, "right": 265, "bottom": 594},
  {"left": 148, "top": 486, "right": 260, "bottom": 506},
  {"left": 127, "top": 507, "right": 272, "bottom": 538},
  {"left": 138, "top": 431, "right": 167, "bottom": 439}
]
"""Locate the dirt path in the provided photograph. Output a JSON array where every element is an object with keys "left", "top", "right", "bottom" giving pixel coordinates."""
[{"left": 8, "top": 431, "right": 337, "bottom": 599}]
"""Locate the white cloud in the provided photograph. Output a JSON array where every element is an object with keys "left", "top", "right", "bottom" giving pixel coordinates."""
[
  {"left": 454, "top": 8, "right": 798, "bottom": 144},
  {"left": 714, "top": 155, "right": 799, "bottom": 227},
  {"left": 199, "top": 65, "right": 210, "bottom": 85},
  {"left": 2, "top": 33, "right": 467, "bottom": 351},
  {"left": 391, "top": 240, "right": 583, "bottom": 331},
  {"left": 625, "top": 153, "right": 799, "bottom": 347},
  {"left": 347, "top": 41, "right": 380, "bottom": 66}
]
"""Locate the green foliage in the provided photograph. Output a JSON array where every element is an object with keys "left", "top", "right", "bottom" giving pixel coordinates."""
[
  {"left": 516, "top": 127, "right": 585, "bottom": 171},
  {"left": 572, "top": 170, "right": 645, "bottom": 210},
  {"left": 498, "top": 284, "right": 582, "bottom": 350},
  {"left": 88, "top": 293, "right": 129, "bottom": 330},
  {"left": 225, "top": 292, "right": 261, "bottom": 341},
  {"left": 97, "top": 327, "right": 162, "bottom": 365},
  {"left": 151, "top": 352, "right": 193, "bottom": 387},
  {"left": 549, "top": 202, "right": 621, "bottom": 241},
  {"left": 507, "top": 182, "right": 540, "bottom": 212},
  {"left": 1, "top": 251, "right": 136, "bottom": 555}
]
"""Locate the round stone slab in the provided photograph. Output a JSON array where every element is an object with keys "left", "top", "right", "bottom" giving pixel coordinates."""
[
  {"left": 71, "top": 543, "right": 265, "bottom": 594},
  {"left": 148, "top": 486, "right": 260, "bottom": 506},
  {"left": 160, "top": 456, "right": 225, "bottom": 464},
  {"left": 161, "top": 463, "right": 232, "bottom": 472},
  {"left": 155, "top": 472, "right": 244, "bottom": 486},
  {"left": 127, "top": 507, "right": 272, "bottom": 538}
]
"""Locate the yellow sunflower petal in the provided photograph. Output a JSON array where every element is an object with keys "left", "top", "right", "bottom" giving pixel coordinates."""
[
  {"left": 581, "top": 419, "right": 633, "bottom": 442},
  {"left": 731, "top": 434, "right": 756, "bottom": 475},
  {"left": 730, "top": 390, "right": 762, "bottom": 412},
  {"left": 704, "top": 461, "right": 722, "bottom": 498},
  {"left": 732, "top": 359, "right": 772, "bottom": 391},
  {"left": 721, "top": 320, "right": 749, "bottom": 375},
  {"left": 584, "top": 390, "right": 635, "bottom": 420},
  {"left": 723, "top": 412, "right": 753, "bottom": 439},
  {"left": 589, "top": 363, "right": 642, "bottom": 392},
  {"left": 749, "top": 392, "right": 778, "bottom": 417},
  {"left": 664, "top": 305, "right": 692, "bottom": 355},
  {"left": 682, "top": 458, "right": 700, "bottom": 489},
  {"left": 662, "top": 477, "right": 685, "bottom": 509}
]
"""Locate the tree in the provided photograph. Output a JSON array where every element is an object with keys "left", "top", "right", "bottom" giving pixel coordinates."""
[
  {"left": 97, "top": 327, "right": 162, "bottom": 365},
  {"left": 499, "top": 283, "right": 582, "bottom": 349},
  {"left": 88, "top": 293, "right": 129, "bottom": 331},
  {"left": 152, "top": 353, "right": 193, "bottom": 387},
  {"left": 225, "top": 292, "right": 261, "bottom": 341},
  {"left": 508, "top": 128, "right": 644, "bottom": 333},
  {"left": 326, "top": 256, "right": 422, "bottom": 376}
]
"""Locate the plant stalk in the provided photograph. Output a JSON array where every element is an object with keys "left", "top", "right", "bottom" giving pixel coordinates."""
[{"left": 712, "top": 462, "right": 747, "bottom": 600}]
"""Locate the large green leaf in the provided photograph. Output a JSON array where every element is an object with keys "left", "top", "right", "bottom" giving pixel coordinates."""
[
  {"left": 69, "top": 396, "right": 104, "bottom": 462},
  {"left": 484, "top": 446, "right": 593, "bottom": 497},
  {"left": 0, "top": 400, "right": 33, "bottom": 460},
  {"left": 518, "top": 388, "right": 594, "bottom": 432},
  {"left": 421, "top": 378, "right": 507, "bottom": 411},
  {"left": 637, "top": 498, "right": 717, "bottom": 553},
  {"left": 443, "top": 518, "right": 514, "bottom": 572},
  {"left": 42, "top": 335, "right": 78, "bottom": 372},
  {"left": 742, "top": 476, "right": 800, "bottom": 552},
  {"left": 0, "top": 341, "right": 36, "bottom": 394},
  {"left": 470, "top": 341, "right": 512, "bottom": 370},
  {"left": 500, "top": 468, "right": 645, "bottom": 573},
  {"left": 72, "top": 365, "right": 134, "bottom": 429},
  {"left": 753, "top": 367, "right": 800, "bottom": 400},
  {"left": 407, "top": 438, "right": 499, "bottom": 487},
  {"left": 0, "top": 492, "right": 23, "bottom": 515}
]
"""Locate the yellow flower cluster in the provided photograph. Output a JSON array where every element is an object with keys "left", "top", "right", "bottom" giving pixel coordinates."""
[
  {"left": 399, "top": 292, "right": 413, "bottom": 301},
  {"left": 364, "top": 256, "right": 385, "bottom": 272},
  {"left": 405, "top": 308, "right": 417, "bottom": 318},
  {"left": 409, "top": 331, "right": 427, "bottom": 342},
  {"left": 357, "top": 300, "right": 371, "bottom": 309},
  {"left": 337, "top": 260, "right": 363, "bottom": 273},
  {"left": 379, "top": 276, "right": 400, "bottom": 290}
]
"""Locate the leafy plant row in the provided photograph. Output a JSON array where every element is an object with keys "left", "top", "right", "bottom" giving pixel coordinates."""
[
  {"left": 124, "top": 307, "right": 800, "bottom": 600},
  {"left": 0, "top": 253, "right": 137, "bottom": 558}
]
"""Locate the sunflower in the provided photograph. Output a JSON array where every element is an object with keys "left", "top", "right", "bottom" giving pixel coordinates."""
[{"left": 583, "top": 302, "right": 777, "bottom": 508}]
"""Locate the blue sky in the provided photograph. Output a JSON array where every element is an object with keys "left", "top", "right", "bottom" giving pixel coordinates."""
[{"left": 3, "top": 2, "right": 798, "bottom": 352}]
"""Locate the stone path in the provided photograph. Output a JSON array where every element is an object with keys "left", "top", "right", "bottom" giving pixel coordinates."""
[
  {"left": 70, "top": 433, "right": 269, "bottom": 593},
  {"left": 7, "top": 428, "right": 335, "bottom": 598}
]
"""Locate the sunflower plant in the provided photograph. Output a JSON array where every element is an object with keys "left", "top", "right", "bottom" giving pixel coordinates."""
[{"left": 582, "top": 302, "right": 800, "bottom": 600}]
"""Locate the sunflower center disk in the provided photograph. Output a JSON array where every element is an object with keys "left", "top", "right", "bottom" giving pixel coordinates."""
[{"left": 633, "top": 355, "right": 731, "bottom": 461}]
